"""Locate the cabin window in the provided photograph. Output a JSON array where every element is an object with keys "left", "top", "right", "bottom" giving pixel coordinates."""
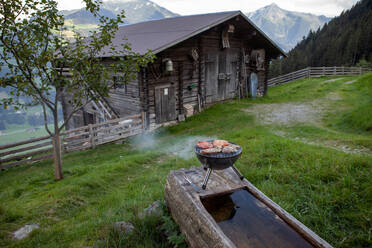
[{"left": 112, "top": 76, "right": 128, "bottom": 93}]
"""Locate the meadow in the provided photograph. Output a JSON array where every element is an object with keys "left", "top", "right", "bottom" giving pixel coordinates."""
[{"left": 0, "top": 74, "right": 371, "bottom": 247}]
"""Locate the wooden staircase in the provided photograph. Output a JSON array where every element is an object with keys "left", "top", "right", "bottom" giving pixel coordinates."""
[{"left": 87, "top": 91, "right": 119, "bottom": 122}]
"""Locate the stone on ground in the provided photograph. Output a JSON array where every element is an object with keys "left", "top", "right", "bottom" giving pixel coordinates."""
[
  {"left": 13, "top": 224, "right": 39, "bottom": 240},
  {"left": 113, "top": 222, "right": 134, "bottom": 234},
  {"left": 140, "top": 200, "right": 164, "bottom": 218}
]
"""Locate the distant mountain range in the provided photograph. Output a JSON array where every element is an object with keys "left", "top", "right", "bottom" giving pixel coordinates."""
[
  {"left": 246, "top": 3, "right": 331, "bottom": 51},
  {"left": 269, "top": 0, "right": 372, "bottom": 76},
  {"left": 61, "top": 1, "right": 330, "bottom": 52},
  {"left": 61, "top": 0, "right": 178, "bottom": 26}
]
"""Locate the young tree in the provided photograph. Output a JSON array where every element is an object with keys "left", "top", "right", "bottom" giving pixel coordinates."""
[{"left": 0, "top": 0, "right": 153, "bottom": 180}]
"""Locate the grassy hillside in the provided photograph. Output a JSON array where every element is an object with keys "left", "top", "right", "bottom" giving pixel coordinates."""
[{"left": 0, "top": 74, "right": 371, "bottom": 247}]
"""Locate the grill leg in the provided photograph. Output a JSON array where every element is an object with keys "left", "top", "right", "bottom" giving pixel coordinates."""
[
  {"left": 202, "top": 168, "right": 212, "bottom": 190},
  {"left": 232, "top": 165, "right": 244, "bottom": 180}
]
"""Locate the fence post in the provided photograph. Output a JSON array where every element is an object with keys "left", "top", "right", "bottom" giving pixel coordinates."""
[
  {"left": 89, "top": 124, "right": 95, "bottom": 149},
  {"left": 342, "top": 66, "right": 344, "bottom": 75},
  {"left": 141, "top": 111, "right": 145, "bottom": 132},
  {"left": 322, "top": 66, "right": 325, "bottom": 76},
  {"left": 307, "top": 67, "right": 310, "bottom": 78},
  {"left": 334, "top": 66, "right": 336, "bottom": 75},
  {"left": 359, "top": 67, "right": 362, "bottom": 75}
]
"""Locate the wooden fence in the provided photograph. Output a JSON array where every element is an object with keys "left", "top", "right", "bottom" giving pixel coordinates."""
[
  {"left": 268, "top": 66, "right": 372, "bottom": 87},
  {"left": 0, "top": 114, "right": 144, "bottom": 170}
]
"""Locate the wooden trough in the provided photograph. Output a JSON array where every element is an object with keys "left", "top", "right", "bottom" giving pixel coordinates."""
[{"left": 165, "top": 166, "right": 333, "bottom": 248}]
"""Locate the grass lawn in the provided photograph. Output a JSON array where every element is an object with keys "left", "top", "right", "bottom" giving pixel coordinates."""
[{"left": 0, "top": 74, "right": 371, "bottom": 247}]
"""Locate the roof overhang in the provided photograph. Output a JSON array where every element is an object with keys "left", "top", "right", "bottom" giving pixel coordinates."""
[{"left": 152, "top": 11, "right": 287, "bottom": 58}]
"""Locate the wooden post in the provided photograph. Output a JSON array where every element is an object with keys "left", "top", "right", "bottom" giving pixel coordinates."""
[
  {"left": 197, "top": 94, "right": 201, "bottom": 113},
  {"left": 342, "top": 66, "right": 344, "bottom": 75},
  {"left": 88, "top": 124, "right": 95, "bottom": 149},
  {"left": 178, "top": 62, "right": 185, "bottom": 116},
  {"left": 333, "top": 66, "right": 336, "bottom": 75},
  {"left": 322, "top": 66, "right": 325, "bottom": 76},
  {"left": 307, "top": 67, "right": 310, "bottom": 78},
  {"left": 359, "top": 67, "right": 362, "bottom": 75},
  {"left": 141, "top": 111, "right": 145, "bottom": 131},
  {"left": 52, "top": 134, "right": 63, "bottom": 180}
]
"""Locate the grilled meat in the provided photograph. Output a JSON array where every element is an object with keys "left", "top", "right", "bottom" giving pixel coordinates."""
[
  {"left": 201, "top": 147, "right": 222, "bottom": 154},
  {"left": 229, "top": 144, "right": 241, "bottom": 150},
  {"left": 197, "top": 141, "right": 214, "bottom": 149},
  {"left": 213, "top": 140, "right": 229, "bottom": 147},
  {"left": 222, "top": 146, "right": 237, "bottom": 153}
]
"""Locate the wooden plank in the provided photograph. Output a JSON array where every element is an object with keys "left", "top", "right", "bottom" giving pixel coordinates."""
[
  {"left": 95, "top": 129, "right": 143, "bottom": 146},
  {"left": 62, "top": 131, "right": 90, "bottom": 141},
  {"left": 63, "top": 137, "right": 91, "bottom": 148},
  {"left": 89, "top": 124, "right": 95, "bottom": 149},
  {"left": 90, "top": 114, "right": 141, "bottom": 128},
  {"left": 0, "top": 147, "right": 53, "bottom": 164},
  {"left": 94, "top": 125, "right": 143, "bottom": 140},
  {"left": 93, "top": 119, "right": 142, "bottom": 134},
  {"left": 0, "top": 135, "right": 51, "bottom": 150},
  {"left": 61, "top": 125, "right": 89, "bottom": 136},
  {"left": 0, "top": 141, "right": 52, "bottom": 157},
  {"left": 0, "top": 153, "right": 54, "bottom": 170},
  {"left": 64, "top": 144, "right": 92, "bottom": 154}
]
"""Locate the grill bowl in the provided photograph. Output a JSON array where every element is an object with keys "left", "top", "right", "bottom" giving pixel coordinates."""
[{"left": 195, "top": 141, "right": 242, "bottom": 170}]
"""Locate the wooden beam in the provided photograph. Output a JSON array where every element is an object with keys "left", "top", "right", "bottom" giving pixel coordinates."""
[
  {"left": 0, "top": 147, "right": 54, "bottom": 164},
  {"left": 0, "top": 141, "right": 52, "bottom": 157},
  {"left": 0, "top": 154, "right": 53, "bottom": 170},
  {"left": 0, "top": 135, "right": 51, "bottom": 150}
]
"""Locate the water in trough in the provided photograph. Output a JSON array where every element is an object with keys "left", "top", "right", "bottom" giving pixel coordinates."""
[{"left": 202, "top": 189, "right": 314, "bottom": 248}]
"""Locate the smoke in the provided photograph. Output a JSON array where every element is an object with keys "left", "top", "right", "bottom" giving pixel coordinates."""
[
  {"left": 131, "top": 132, "right": 217, "bottom": 160},
  {"left": 166, "top": 135, "right": 217, "bottom": 160}
]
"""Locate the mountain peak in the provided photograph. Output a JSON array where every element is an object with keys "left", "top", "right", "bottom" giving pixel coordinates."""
[
  {"left": 62, "top": 0, "right": 178, "bottom": 27},
  {"left": 268, "top": 3, "right": 279, "bottom": 8},
  {"left": 246, "top": 4, "right": 331, "bottom": 51},
  {"left": 103, "top": 0, "right": 139, "bottom": 3}
]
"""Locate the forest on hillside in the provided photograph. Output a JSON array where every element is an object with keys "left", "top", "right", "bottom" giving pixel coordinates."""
[{"left": 269, "top": 0, "right": 372, "bottom": 77}]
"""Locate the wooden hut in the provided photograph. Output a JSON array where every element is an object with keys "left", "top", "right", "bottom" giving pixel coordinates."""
[{"left": 61, "top": 11, "right": 286, "bottom": 130}]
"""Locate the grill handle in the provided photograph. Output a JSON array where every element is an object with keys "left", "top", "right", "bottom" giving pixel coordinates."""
[
  {"left": 202, "top": 168, "right": 212, "bottom": 190},
  {"left": 232, "top": 165, "right": 244, "bottom": 180}
]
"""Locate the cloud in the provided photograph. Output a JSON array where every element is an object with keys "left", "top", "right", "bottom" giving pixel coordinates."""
[{"left": 57, "top": 0, "right": 359, "bottom": 17}]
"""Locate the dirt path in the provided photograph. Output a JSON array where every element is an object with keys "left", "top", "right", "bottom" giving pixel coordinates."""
[
  {"left": 243, "top": 93, "right": 372, "bottom": 156},
  {"left": 273, "top": 130, "right": 371, "bottom": 155},
  {"left": 243, "top": 101, "right": 325, "bottom": 126}
]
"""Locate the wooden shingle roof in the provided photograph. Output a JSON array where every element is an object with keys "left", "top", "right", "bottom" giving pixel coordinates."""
[{"left": 100, "top": 11, "right": 286, "bottom": 58}]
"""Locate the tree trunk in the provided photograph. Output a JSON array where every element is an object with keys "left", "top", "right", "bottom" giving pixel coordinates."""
[{"left": 52, "top": 133, "right": 63, "bottom": 180}]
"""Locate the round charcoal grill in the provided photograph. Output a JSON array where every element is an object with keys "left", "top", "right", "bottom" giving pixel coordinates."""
[{"left": 195, "top": 141, "right": 244, "bottom": 190}]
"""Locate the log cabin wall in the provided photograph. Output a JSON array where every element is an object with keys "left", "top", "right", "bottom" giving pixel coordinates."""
[
  {"left": 142, "top": 17, "right": 274, "bottom": 128},
  {"left": 143, "top": 37, "right": 201, "bottom": 130},
  {"left": 101, "top": 59, "right": 142, "bottom": 117},
  {"left": 62, "top": 13, "right": 283, "bottom": 130}
]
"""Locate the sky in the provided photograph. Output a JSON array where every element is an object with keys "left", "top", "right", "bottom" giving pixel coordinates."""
[{"left": 57, "top": 0, "right": 360, "bottom": 17}]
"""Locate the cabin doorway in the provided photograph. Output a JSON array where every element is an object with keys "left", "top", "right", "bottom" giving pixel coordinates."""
[
  {"left": 155, "top": 85, "right": 177, "bottom": 124},
  {"left": 249, "top": 73, "right": 258, "bottom": 98},
  {"left": 205, "top": 49, "right": 239, "bottom": 103}
]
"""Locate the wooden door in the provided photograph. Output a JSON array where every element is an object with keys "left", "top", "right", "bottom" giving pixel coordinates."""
[
  {"left": 155, "top": 86, "right": 177, "bottom": 124},
  {"left": 250, "top": 73, "right": 258, "bottom": 98},
  {"left": 226, "top": 50, "right": 239, "bottom": 99},
  {"left": 217, "top": 51, "right": 228, "bottom": 100},
  {"left": 205, "top": 53, "right": 218, "bottom": 104},
  {"left": 205, "top": 50, "right": 239, "bottom": 103}
]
